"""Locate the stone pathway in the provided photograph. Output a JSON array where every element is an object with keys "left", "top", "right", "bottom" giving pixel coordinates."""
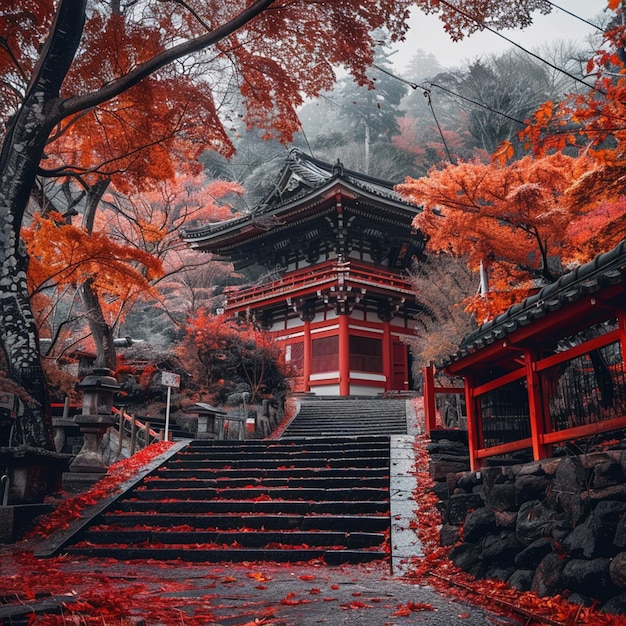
[{"left": 0, "top": 547, "right": 517, "bottom": 625}]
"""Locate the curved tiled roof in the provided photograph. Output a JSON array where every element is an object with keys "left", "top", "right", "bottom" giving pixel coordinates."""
[
  {"left": 443, "top": 240, "right": 626, "bottom": 366},
  {"left": 182, "top": 148, "right": 417, "bottom": 242},
  {"left": 279, "top": 148, "right": 411, "bottom": 207}
]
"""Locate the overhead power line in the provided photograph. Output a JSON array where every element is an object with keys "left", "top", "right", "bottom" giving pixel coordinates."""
[
  {"left": 427, "top": 82, "right": 527, "bottom": 126},
  {"left": 435, "top": 0, "right": 605, "bottom": 95},
  {"left": 543, "top": 1, "right": 605, "bottom": 32}
]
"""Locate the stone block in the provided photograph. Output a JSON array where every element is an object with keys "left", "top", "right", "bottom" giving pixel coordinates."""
[
  {"left": 515, "top": 474, "right": 550, "bottom": 503},
  {"left": 563, "top": 507, "right": 622, "bottom": 559},
  {"left": 514, "top": 537, "right": 554, "bottom": 569},
  {"left": 429, "top": 458, "right": 470, "bottom": 482},
  {"left": 591, "top": 461, "right": 625, "bottom": 490},
  {"left": 561, "top": 558, "right": 612, "bottom": 600},
  {"left": 449, "top": 541, "right": 482, "bottom": 572},
  {"left": 439, "top": 493, "right": 484, "bottom": 526},
  {"left": 480, "top": 530, "right": 524, "bottom": 566},
  {"left": 610, "top": 552, "right": 626, "bottom": 588},
  {"left": 483, "top": 564, "right": 515, "bottom": 582},
  {"left": 600, "top": 592, "right": 626, "bottom": 616},
  {"left": 462, "top": 507, "right": 497, "bottom": 543},
  {"left": 549, "top": 456, "right": 590, "bottom": 526},
  {"left": 440, "top": 523, "right": 461, "bottom": 547},
  {"left": 507, "top": 568, "right": 533, "bottom": 592},
  {"left": 457, "top": 471, "right": 482, "bottom": 493},
  {"left": 482, "top": 483, "right": 516, "bottom": 511},
  {"left": 531, "top": 552, "right": 568, "bottom": 597},
  {"left": 494, "top": 509, "right": 517, "bottom": 529}
]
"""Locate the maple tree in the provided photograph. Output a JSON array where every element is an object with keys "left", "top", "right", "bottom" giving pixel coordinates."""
[
  {"left": 179, "top": 310, "right": 290, "bottom": 405},
  {"left": 397, "top": 5, "right": 625, "bottom": 323},
  {"left": 397, "top": 151, "right": 597, "bottom": 318},
  {"left": 515, "top": 19, "right": 626, "bottom": 260},
  {"left": 23, "top": 210, "right": 162, "bottom": 364},
  {"left": 103, "top": 174, "right": 244, "bottom": 335}
]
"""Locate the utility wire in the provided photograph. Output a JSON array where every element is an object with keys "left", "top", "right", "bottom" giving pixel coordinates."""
[
  {"left": 435, "top": 0, "right": 605, "bottom": 95},
  {"left": 422, "top": 87, "right": 455, "bottom": 164},
  {"left": 542, "top": 0, "right": 605, "bottom": 32},
  {"left": 427, "top": 81, "right": 527, "bottom": 126},
  {"left": 374, "top": 62, "right": 530, "bottom": 162},
  {"left": 372, "top": 63, "right": 419, "bottom": 90}
]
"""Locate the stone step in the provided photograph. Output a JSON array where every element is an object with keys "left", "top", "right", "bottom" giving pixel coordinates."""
[
  {"left": 63, "top": 546, "right": 388, "bottom": 565},
  {"left": 282, "top": 400, "right": 408, "bottom": 438},
  {"left": 128, "top": 486, "right": 388, "bottom": 502},
  {"left": 73, "top": 529, "right": 386, "bottom": 549},
  {"left": 54, "top": 436, "right": 392, "bottom": 564},
  {"left": 283, "top": 426, "right": 406, "bottom": 435},
  {"left": 155, "top": 467, "right": 388, "bottom": 480},
  {"left": 95, "top": 513, "right": 390, "bottom": 532},
  {"left": 176, "top": 448, "right": 392, "bottom": 459},
  {"left": 113, "top": 499, "right": 390, "bottom": 515},
  {"left": 165, "top": 456, "right": 389, "bottom": 469},
  {"left": 139, "top": 476, "right": 389, "bottom": 489},
  {"left": 185, "top": 436, "right": 390, "bottom": 450}
]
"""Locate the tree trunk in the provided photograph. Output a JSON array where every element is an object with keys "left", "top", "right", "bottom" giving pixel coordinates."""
[
  {"left": 80, "top": 179, "right": 117, "bottom": 371},
  {"left": 80, "top": 278, "right": 117, "bottom": 371},
  {"left": 0, "top": 0, "right": 87, "bottom": 449}
]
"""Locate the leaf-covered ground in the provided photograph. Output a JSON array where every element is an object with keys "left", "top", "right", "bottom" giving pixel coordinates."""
[{"left": 1, "top": 420, "right": 625, "bottom": 624}]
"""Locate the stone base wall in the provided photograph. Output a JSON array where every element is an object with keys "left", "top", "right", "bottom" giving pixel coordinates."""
[{"left": 429, "top": 431, "right": 626, "bottom": 615}]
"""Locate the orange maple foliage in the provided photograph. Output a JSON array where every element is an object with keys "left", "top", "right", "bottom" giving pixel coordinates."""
[
  {"left": 23, "top": 210, "right": 162, "bottom": 326},
  {"left": 514, "top": 19, "right": 626, "bottom": 260},
  {"left": 179, "top": 310, "right": 291, "bottom": 403},
  {"left": 397, "top": 152, "right": 595, "bottom": 318}
]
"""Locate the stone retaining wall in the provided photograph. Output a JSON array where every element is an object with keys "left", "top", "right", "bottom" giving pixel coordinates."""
[{"left": 429, "top": 431, "right": 626, "bottom": 615}]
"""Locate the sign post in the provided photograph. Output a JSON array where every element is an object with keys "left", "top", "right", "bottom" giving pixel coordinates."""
[{"left": 161, "top": 371, "right": 181, "bottom": 441}]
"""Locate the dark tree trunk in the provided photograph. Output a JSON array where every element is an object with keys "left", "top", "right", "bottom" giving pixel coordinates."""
[
  {"left": 0, "top": 0, "right": 87, "bottom": 449},
  {"left": 80, "top": 179, "right": 117, "bottom": 371}
]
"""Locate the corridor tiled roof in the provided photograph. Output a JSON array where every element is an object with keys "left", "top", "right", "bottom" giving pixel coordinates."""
[{"left": 443, "top": 240, "right": 626, "bottom": 366}]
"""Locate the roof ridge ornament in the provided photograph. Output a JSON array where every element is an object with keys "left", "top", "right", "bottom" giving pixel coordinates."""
[{"left": 333, "top": 159, "right": 344, "bottom": 177}]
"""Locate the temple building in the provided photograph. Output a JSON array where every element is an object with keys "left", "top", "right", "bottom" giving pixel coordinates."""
[{"left": 182, "top": 149, "right": 425, "bottom": 396}]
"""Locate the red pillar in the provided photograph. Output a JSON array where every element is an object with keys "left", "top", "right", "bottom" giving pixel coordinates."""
[
  {"left": 303, "top": 319, "right": 312, "bottom": 392},
  {"left": 619, "top": 311, "right": 626, "bottom": 363},
  {"left": 338, "top": 314, "right": 350, "bottom": 396},
  {"left": 464, "top": 374, "right": 481, "bottom": 471},
  {"left": 382, "top": 320, "right": 392, "bottom": 391},
  {"left": 525, "top": 349, "right": 550, "bottom": 460},
  {"left": 423, "top": 364, "right": 437, "bottom": 436}
]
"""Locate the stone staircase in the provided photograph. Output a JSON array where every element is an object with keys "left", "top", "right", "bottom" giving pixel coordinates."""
[
  {"left": 53, "top": 437, "right": 392, "bottom": 564},
  {"left": 283, "top": 397, "right": 408, "bottom": 437}
]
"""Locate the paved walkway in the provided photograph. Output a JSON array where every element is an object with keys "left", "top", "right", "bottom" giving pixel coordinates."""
[{"left": 0, "top": 543, "right": 516, "bottom": 625}]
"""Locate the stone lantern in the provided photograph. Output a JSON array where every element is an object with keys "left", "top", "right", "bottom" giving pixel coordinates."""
[
  {"left": 185, "top": 403, "right": 227, "bottom": 439},
  {"left": 69, "top": 368, "right": 120, "bottom": 474}
]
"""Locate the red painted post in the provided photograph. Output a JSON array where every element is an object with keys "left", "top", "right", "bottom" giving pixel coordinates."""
[
  {"left": 619, "top": 311, "right": 626, "bottom": 369},
  {"left": 303, "top": 319, "right": 312, "bottom": 392},
  {"left": 338, "top": 314, "right": 350, "bottom": 396},
  {"left": 463, "top": 376, "right": 480, "bottom": 471},
  {"left": 525, "top": 349, "right": 550, "bottom": 461},
  {"left": 382, "top": 320, "right": 392, "bottom": 391},
  {"left": 423, "top": 364, "right": 437, "bottom": 436}
]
